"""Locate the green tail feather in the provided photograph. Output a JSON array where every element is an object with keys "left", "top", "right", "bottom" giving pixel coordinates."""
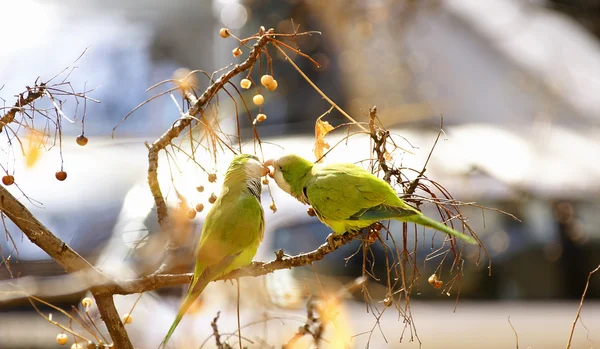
[
  {"left": 353, "top": 203, "right": 476, "bottom": 245},
  {"left": 408, "top": 214, "right": 477, "bottom": 245},
  {"left": 158, "top": 276, "right": 211, "bottom": 349}
]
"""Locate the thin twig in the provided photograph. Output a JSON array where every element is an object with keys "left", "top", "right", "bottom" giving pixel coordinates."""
[
  {"left": 508, "top": 316, "right": 519, "bottom": 349},
  {"left": 566, "top": 264, "right": 600, "bottom": 349},
  {"left": 211, "top": 312, "right": 225, "bottom": 349}
]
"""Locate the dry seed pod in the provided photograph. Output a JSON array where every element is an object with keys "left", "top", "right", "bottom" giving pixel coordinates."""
[
  {"left": 383, "top": 296, "right": 393, "bottom": 307},
  {"left": 81, "top": 297, "right": 93, "bottom": 308},
  {"left": 256, "top": 113, "right": 267, "bottom": 123},
  {"left": 76, "top": 135, "right": 88, "bottom": 146},
  {"left": 428, "top": 274, "right": 443, "bottom": 289},
  {"left": 232, "top": 47, "right": 242, "bottom": 57},
  {"left": 307, "top": 207, "right": 316, "bottom": 217},
  {"left": 56, "top": 333, "right": 68, "bottom": 345},
  {"left": 195, "top": 203, "right": 204, "bottom": 212},
  {"left": 56, "top": 171, "right": 67, "bottom": 181},
  {"left": 208, "top": 173, "right": 217, "bottom": 183},
  {"left": 269, "top": 202, "right": 277, "bottom": 213},
  {"left": 219, "top": 28, "right": 230, "bottom": 38},
  {"left": 186, "top": 209, "right": 197, "bottom": 220},
  {"left": 196, "top": 185, "right": 205, "bottom": 192},
  {"left": 2, "top": 175, "right": 14, "bottom": 186},
  {"left": 208, "top": 193, "right": 217, "bottom": 204},
  {"left": 262, "top": 177, "right": 269, "bottom": 185}
]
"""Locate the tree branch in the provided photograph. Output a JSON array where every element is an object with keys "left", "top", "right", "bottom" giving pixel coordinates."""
[
  {"left": 0, "top": 82, "right": 46, "bottom": 132},
  {"left": 0, "top": 186, "right": 134, "bottom": 349},
  {"left": 104, "top": 230, "right": 359, "bottom": 295},
  {"left": 147, "top": 30, "right": 275, "bottom": 273},
  {"left": 0, "top": 187, "right": 97, "bottom": 274},
  {"left": 2, "top": 231, "right": 360, "bottom": 301}
]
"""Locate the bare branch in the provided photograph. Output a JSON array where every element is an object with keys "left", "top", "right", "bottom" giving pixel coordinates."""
[
  {"left": 147, "top": 30, "right": 275, "bottom": 273},
  {"left": 0, "top": 186, "right": 96, "bottom": 274},
  {"left": 104, "top": 230, "right": 359, "bottom": 295},
  {"left": 0, "top": 83, "right": 46, "bottom": 132},
  {"left": 0, "top": 186, "right": 134, "bottom": 349}
]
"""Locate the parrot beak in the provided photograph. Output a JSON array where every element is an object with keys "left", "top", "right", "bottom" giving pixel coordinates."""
[{"left": 263, "top": 159, "right": 274, "bottom": 178}]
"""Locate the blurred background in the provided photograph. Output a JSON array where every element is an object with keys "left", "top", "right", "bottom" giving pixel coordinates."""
[{"left": 0, "top": 0, "right": 599, "bottom": 348}]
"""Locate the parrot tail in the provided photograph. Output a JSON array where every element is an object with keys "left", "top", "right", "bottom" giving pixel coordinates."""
[
  {"left": 158, "top": 275, "right": 211, "bottom": 349},
  {"left": 408, "top": 214, "right": 477, "bottom": 245}
]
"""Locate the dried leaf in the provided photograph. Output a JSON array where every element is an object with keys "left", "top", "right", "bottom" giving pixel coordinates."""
[
  {"left": 314, "top": 119, "right": 334, "bottom": 162},
  {"left": 25, "top": 130, "right": 45, "bottom": 168}
]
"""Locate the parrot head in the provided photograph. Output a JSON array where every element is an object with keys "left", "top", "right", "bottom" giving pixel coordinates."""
[
  {"left": 226, "top": 154, "right": 269, "bottom": 199},
  {"left": 263, "top": 154, "right": 313, "bottom": 202},
  {"left": 227, "top": 154, "right": 270, "bottom": 181}
]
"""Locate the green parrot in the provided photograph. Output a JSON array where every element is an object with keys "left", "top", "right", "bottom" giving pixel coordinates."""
[
  {"left": 159, "top": 154, "right": 268, "bottom": 349},
  {"left": 264, "top": 154, "right": 476, "bottom": 244}
]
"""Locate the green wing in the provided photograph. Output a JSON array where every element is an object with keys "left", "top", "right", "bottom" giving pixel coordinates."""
[{"left": 306, "top": 163, "right": 418, "bottom": 222}]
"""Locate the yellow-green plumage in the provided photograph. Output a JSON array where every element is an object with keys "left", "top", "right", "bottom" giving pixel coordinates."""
[
  {"left": 269, "top": 154, "right": 476, "bottom": 244},
  {"left": 159, "top": 154, "right": 265, "bottom": 349}
]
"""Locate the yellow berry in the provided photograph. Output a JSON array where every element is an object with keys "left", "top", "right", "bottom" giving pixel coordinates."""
[
  {"left": 123, "top": 313, "right": 133, "bottom": 324},
  {"left": 253, "top": 94, "right": 264, "bottom": 105},
  {"left": 269, "top": 202, "right": 277, "bottom": 213},
  {"left": 186, "top": 209, "right": 196, "bottom": 220},
  {"left": 256, "top": 113, "right": 267, "bottom": 123},
  {"left": 195, "top": 203, "right": 204, "bottom": 212},
  {"left": 219, "top": 28, "right": 230, "bottom": 38},
  {"left": 240, "top": 78, "right": 252, "bottom": 89},
  {"left": 208, "top": 193, "right": 217, "bottom": 204},
  {"left": 232, "top": 47, "right": 242, "bottom": 57},
  {"left": 260, "top": 74, "right": 274, "bottom": 87},
  {"left": 265, "top": 80, "right": 278, "bottom": 91},
  {"left": 81, "top": 297, "right": 93, "bottom": 308},
  {"left": 56, "top": 333, "right": 68, "bottom": 345}
]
